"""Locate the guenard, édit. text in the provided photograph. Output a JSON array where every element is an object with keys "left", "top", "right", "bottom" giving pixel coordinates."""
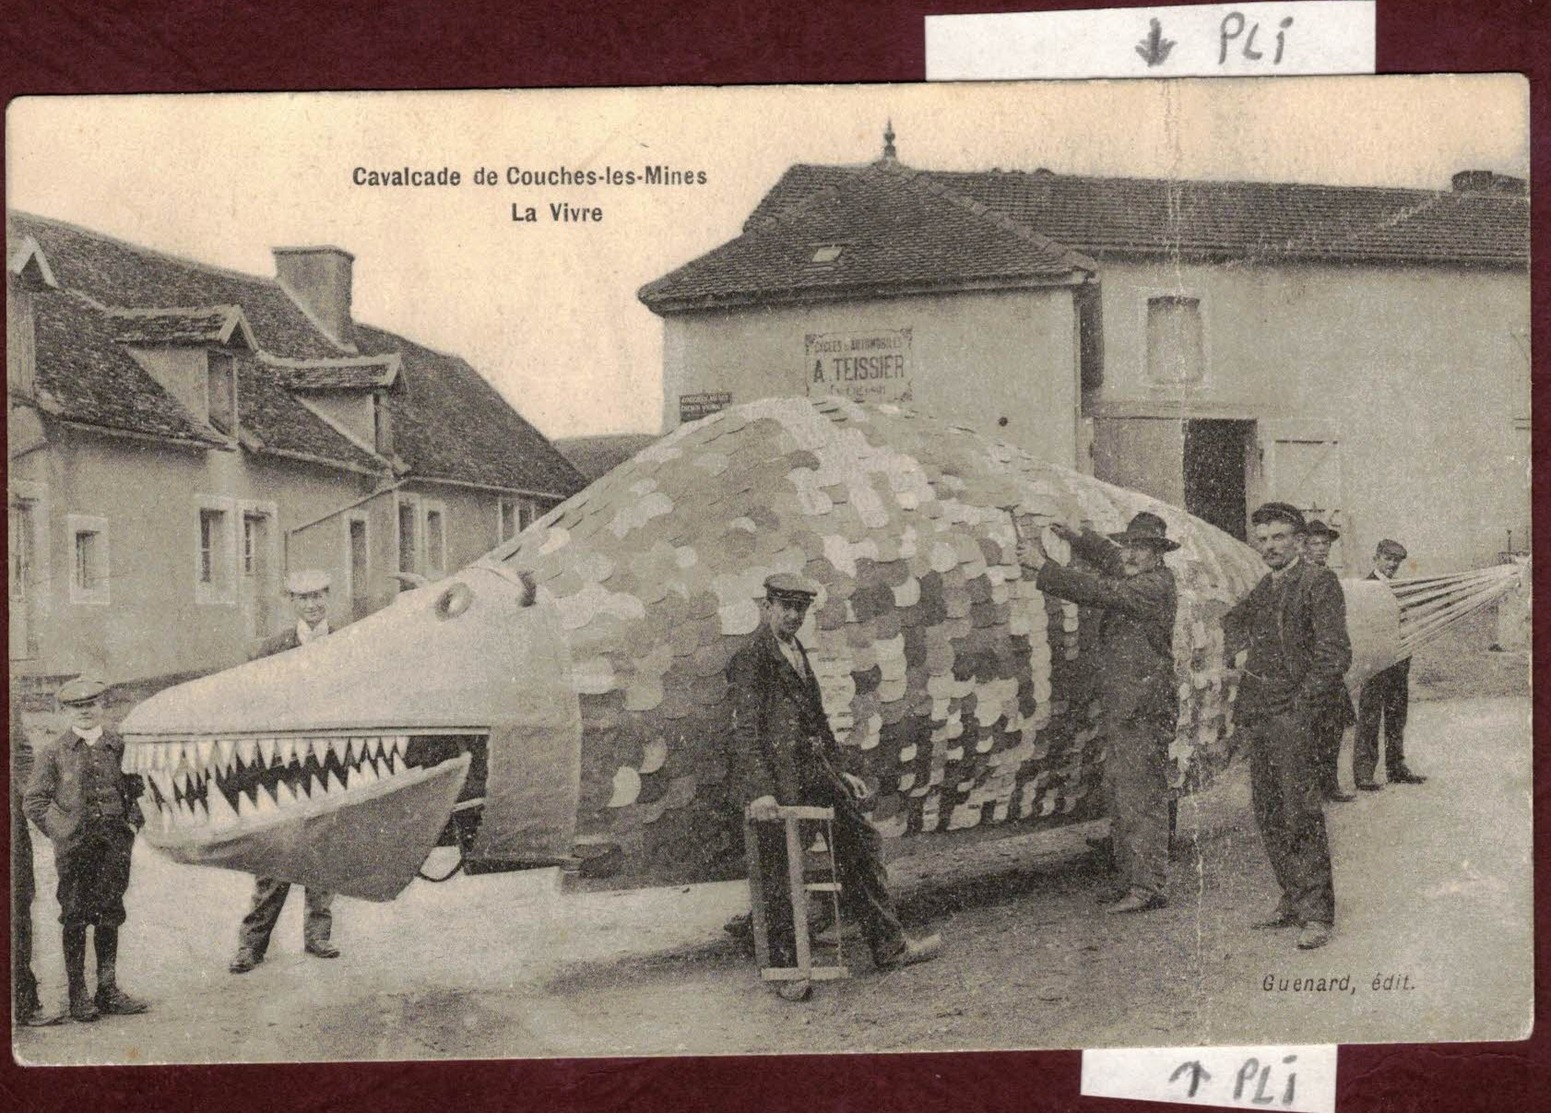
[{"left": 1261, "top": 972, "right": 1416, "bottom": 994}]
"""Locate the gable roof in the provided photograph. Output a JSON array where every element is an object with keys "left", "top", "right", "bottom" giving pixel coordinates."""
[
  {"left": 639, "top": 160, "right": 1096, "bottom": 314},
  {"left": 7, "top": 211, "right": 585, "bottom": 497},
  {"left": 553, "top": 432, "right": 660, "bottom": 482},
  {"left": 739, "top": 162, "right": 1529, "bottom": 270}
]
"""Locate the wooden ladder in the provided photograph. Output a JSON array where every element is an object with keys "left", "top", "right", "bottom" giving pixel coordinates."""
[{"left": 744, "top": 805, "right": 849, "bottom": 984}]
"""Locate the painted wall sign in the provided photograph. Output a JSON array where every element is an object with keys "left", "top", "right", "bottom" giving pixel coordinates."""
[
  {"left": 805, "top": 328, "right": 913, "bottom": 404},
  {"left": 679, "top": 391, "right": 733, "bottom": 423}
]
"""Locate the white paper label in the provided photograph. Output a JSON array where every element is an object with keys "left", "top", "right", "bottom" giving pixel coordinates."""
[
  {"left": 926, "top": 3, "right": 1375, "bottom": 80},
  {"left": 1081, "top": 1044, "right": 1337, "bottom": 1112}
]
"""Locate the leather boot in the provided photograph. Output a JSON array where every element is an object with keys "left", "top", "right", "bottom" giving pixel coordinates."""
[
  {"left": 93, "top": 926, "right": 150, "bottom": 1016},
  {"left": 64, "top": 925, "right": 98, "bottom": 1023}
]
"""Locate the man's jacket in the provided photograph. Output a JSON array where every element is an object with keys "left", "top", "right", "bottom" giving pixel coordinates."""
[
  {"left": 725, "top": 625, "right": 845, "bottom": 806},
  {"left": 1224, "top": 560, "right": 1353, "bottom": 718},
  {"left": 1035, "top": 528, "right": 1178, "bottom": 724},
  {"left": 23, "top": 728, "right": 144, "bottom": 857}
]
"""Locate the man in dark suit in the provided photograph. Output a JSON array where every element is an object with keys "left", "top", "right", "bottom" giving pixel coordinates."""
[
  {"left": 725, "top": 573, "right": 941, "bottom": 1000},
  {"left": 24, "top": 676, "right": 151, "bottom": 1022},
  {"left": 1018, "top": 511, "right": 1179, "bottom": 914},
  {"left": 1224, "top": 503, "right": 1351, "bottom": 950},
  {"left": 1302, "top": 521, "right": 1358, "bottom": 803},
  {"left": 230, "top": 569, "right": 341, "bottom": 974},
  {"left": 1354, "top": 539, "right": 1426, "bottom": 789}
]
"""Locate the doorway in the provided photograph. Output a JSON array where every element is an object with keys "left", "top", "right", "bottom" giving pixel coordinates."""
[
  {"left": 8, "top": 497, "right": 38, "bottom": 660},
  {"left": 1183, "top": 420, "right": 1253, "bottom": 541}
]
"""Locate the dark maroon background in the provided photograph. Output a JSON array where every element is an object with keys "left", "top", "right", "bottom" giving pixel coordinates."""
[{"left": 2, "top": 0, "right": 1545, "bottom": 1109}]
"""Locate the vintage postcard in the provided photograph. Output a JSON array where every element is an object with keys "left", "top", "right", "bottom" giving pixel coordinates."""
[{"left": 6, "top": 77, "right": 1530, "bottom": 1065}]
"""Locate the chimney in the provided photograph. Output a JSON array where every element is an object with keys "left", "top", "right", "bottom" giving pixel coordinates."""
[
  {"left": 1451, "top": 170, "right": 1527, "bottom": 196},
  {"left": 273, "top": 246, "right": 355, "bottom": 348}
]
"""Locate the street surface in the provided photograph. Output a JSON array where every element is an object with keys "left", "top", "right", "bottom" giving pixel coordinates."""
[{"left": 14, "top": 693, "right": 1531, "bottom": 1065}]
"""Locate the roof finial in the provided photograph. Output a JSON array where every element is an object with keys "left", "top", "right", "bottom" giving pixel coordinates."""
[{"left": 882, "top": 119, "right": 897, "bottom": 162}]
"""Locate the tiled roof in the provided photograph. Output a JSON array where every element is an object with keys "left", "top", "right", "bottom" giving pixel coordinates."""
[
  {"left": 554, "top": 432, "right": 660, "bottom": 482},
  {"left": 740, "top": 163, "right": 1530, "bottom": 268},
  {"left": 353, "top": 324, "right": 586, "bottom": 497},
  {"left": 281, "top": 356, "right": 400, "bottom": 392},
  {"left": 108, "top": 306, "right": 246, "bottom": 346},
  {"left": 639, "top": 161, "right": 1095, "bottom": 314},
  {"left": 234, "top": 353, "right": 385, "bottom": 472},
  {"left": 9, "top": 213, "right": 352, "bottom": 359},
  {"left": 28, "top": 288, "right": 226, "bottom": 445},
  {"left": 8, "top": 211, "right": 585, "bottom": 497}
]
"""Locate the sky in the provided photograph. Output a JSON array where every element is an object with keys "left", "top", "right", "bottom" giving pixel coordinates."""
[{"left": 6, "top": 76, "right": 1528, "bottom": 439}]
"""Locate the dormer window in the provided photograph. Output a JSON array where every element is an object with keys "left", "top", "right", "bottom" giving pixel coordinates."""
[
  {"left": 373, "top": 390, "right": 394, "bottom": 454},
  {"left": 208, "top": 350, "right": 237, "bottom": 434}
]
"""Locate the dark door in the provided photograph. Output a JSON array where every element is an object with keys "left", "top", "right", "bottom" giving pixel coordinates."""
[{"left": 1183, "top": 420, "right": 1252, "bottom": 541}]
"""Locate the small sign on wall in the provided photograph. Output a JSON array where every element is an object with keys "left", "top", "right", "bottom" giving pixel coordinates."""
[
  {"left": 679, "top": 391, "right": 732, "bottom": 423},
  {"left": 805, "top": 328, "right": 913, "bottom": 405}
]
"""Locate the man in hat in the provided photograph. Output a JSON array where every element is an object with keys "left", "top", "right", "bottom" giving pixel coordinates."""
[
  {"left": 230, "top": 569, "right": 341, "bottom": 974},
  {"left": 1302, "top": 521, "right": 1358, "bottom": 803},
  {"left": 1017, "top": 511, "right": 1179, "bottom": 914},
  {"left": 23, "top": 677, "right": 151, "bottom": 1022},
  {"left": 725, "top": 572, "right": 942, "bottom": 1001},
  {"left": 1354, "top": 539, "right": 1426, "bottom": 789},
  {"left": 1223, "top": 502, "right": 1351, "bottom": 950}
]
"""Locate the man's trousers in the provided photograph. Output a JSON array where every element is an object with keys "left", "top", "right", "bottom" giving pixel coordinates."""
[
  {"left": 1245, "top": 706, "right": 1336, "bottom": 926},
  {"left": 1354, "top": 659, "right": 1411, "bottom": 783},
  {"left": 753, "top": 773, "right": 906, "bottom": 967},
  {"left": 1104, "top": 716, "right": 1170, "bottom": 898},
  {"left": 237, "top": 877, "right": 334, "bottom": 957}
]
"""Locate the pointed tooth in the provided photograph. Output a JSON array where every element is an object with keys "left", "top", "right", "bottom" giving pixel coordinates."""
[
  {"left": 174, "top": 770, "right": 190, "bottom": 795},
  {"left": 296, "top": 777, "right": 313, "bottom": 802},
  {"left": 392, "top": 736, "right": 407, "bottom": 759},
  {"left": 383, "top": 753, "right": 398, "bottom": 776},
  {"left": 311, "top": 738, "right": 329, "bottom": 766},
  {"left": 196, "top": 799, "right": 211, "bottom": 827},
  {"left": 279, "top": 738, "right": 297, "bottom": 765},
  {"left": 237, "top": 739, "right": 257, "bottom": 767},
  {"left": 216, "top": 740, "right": 235, "bottom": 771},
  {"left": 348, "top": 738, "right": 365, "bottom": 765},
  {"left": 276, "top": 780, "right": 298, "bottom": 808},
  {"left": 258, "top": 739, "right": 276, "bottom": 768},
  {"left": 196, "top": 740, "right": 214, "bottom": 770},
  {"left": 254, "top": 784, "right": 278, "bottom": 814}
]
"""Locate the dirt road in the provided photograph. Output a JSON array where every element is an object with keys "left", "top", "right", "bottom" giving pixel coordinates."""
[{"left": 15, "top": 693, "right": 1531, "bottom": 1065}]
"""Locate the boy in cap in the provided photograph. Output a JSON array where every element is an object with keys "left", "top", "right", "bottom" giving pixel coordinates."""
[
  {"left": 23, "top": 676, "right": 151, "bottom": 1021},
  {"left": 230, "top": 569, "right": 341, "bottom": 973},
  {"left": 1354, "top": 539, "right": 1425, "bottom": 789},
  {"left": 1018, "top": 511, "right": 1180, "bottom": 913},
  {"left": 726, "top": 573, "right": 942, "bottom": 1001},
  {"left": 1223, "top": 502, "right": 1351, "bottom": 950},
  {"left": 1302, "top": 521, "right": 1358, "bottom": 803}
]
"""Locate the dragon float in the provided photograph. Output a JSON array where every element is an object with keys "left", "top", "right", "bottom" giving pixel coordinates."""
[{"left": 118, "top": 398, "right": 1523, "bottom": 900}]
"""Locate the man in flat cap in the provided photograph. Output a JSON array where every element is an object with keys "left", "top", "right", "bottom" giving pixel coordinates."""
[
  {"left": 1018, "top": 511, "right": 1179, "bottom": 914},
  {"left": 726, "top": 573, "right": 942, "bottom": 1000},
  {"left": 1302, "top": 521, "right": 1358, "bottom": 803},
  {"left": 230, "top": 569, "right": 341, "bottom": 974},
  {"left": 1354, "top": 539, "right": 1426, "bottom": 790},
  {"left": 12, "top": 699, "right": 64, "bottom": 1026},
  {"left": 1223, "top": 502, "right": 1351, "bottom": 950},
  {"left": 24, "top": 676, "right": 151, "bottom": 1022}
]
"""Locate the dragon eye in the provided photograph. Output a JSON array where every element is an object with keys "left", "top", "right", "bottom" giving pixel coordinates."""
[{"left": 434, "top": 582, "right": 474, "bottom": 620}]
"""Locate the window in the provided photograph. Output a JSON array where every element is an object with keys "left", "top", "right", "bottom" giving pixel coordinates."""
[
  {"left": 397, "top": 497, "right": 419, "bottom": 575},
  {"left": 208, "top": 351, "right": 237, "bottom": 434},
  {"left": 424, "top": 502, "right": 446, "bottom": 578},
  {"left": 374, "top": 392, "right": 394, "bottom": 455},
  {"left": 1145, "top": 295, "right": 1205, "bottom": 387},
  {"left": 194, "top": 497, "right": 236, "bottom": 604},
  {"left": 67, "top": 514, "right": 110, "bottom": 605},
  {"left": 498, "top": 497, "right": 538, "bottom": 542},
  {"left": 346, "top": 516, "right": 370, "bottom": 618}
]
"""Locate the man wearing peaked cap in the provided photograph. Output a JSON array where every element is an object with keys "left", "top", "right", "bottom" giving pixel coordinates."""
[
  {"left": 1223, "top": 502, "right": 1351, "bottom": 951},
  {"left": 725, "top": 572, "right": 942, "bottom": 1001},
  {"left": 1301, "top": 522, "right": 1358, "bottom": 803},
  {"left": 24, "top": 676, "right": 150, "bottom": 1022},
  {"left": 1355, "top": 538, "right": 1425, "bottom": 790},
  {"left": 1018, "top": 511, "right": 1179, "bottom": 915},
  {"left": 230, "top": 568, "right": 343, "bottom": 974}
]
